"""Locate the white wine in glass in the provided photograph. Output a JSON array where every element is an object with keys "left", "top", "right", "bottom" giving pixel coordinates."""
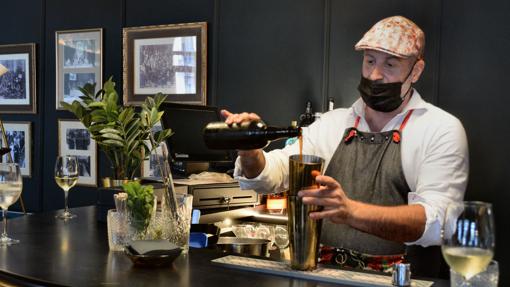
[
  {"left": 55, "top": 156, "right": 79, "bottom": 220},
  {"left": 442, "top": 201, "right": 495, "bottom": 281},
  {"left": 0, "top": 163, "right": 23, "bottom": 245}
]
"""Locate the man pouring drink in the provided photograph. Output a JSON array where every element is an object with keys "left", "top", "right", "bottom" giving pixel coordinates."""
[{"left": 220, "top": 16, "right": 469, "bottom": 277}]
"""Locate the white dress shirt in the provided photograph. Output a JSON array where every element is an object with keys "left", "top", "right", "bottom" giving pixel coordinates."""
[{"left": 234, "top": 90, "right": 469, "bottom": 247}]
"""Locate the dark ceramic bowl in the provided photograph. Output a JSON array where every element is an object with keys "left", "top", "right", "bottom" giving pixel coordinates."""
[{"left": 124, "top": 246, "right": 182, "bottom": 267}]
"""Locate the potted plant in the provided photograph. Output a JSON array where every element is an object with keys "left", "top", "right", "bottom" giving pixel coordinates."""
[
  {"left": 122, "top": 181, "right": 155, "bottom": 239},
  {"left": 61, "top": 77, "right": 172, "bottom": 184}
]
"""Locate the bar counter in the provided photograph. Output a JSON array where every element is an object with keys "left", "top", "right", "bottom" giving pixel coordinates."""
[{"left": 0, "top": 207, "right": 449, "bottom": 286}]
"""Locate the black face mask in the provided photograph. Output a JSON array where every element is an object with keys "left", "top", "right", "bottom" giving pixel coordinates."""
[{"left": 357, "top": 63, "right": 416, "bottom": 112}]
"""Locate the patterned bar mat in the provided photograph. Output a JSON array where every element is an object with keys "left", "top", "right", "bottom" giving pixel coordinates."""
[{"left": 212, "top": 255, "right": 434, "bottom": 287}]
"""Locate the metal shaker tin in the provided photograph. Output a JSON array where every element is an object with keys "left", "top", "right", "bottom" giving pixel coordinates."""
[{"left": 392, "top": 263, "right": 411, "bottom": 286}]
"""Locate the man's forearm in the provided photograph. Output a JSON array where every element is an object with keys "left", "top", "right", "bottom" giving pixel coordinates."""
[
  {"left": 238, "top": 149, "right": 266, "bottom": 179},
  {"left": 346, "top": 202, "right": 426, "bottom": 243}
]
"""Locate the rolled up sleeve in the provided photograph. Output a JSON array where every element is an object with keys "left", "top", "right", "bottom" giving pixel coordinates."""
[
  {"left": 405, "top": 119, "right": 469, "bottom": 247},
  {"left": 233, "top": 125, "right": 321, "bottom": 194},
  {"left": 234, "top": 143, "right": 301, "bottom": 194},
  {"left": 234, "top": 150, "right": 285, "bottom": 194}
]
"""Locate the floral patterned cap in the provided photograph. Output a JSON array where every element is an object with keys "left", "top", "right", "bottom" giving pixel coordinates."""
[{"left": 354, "top": 16, "right": 425, "bottom": 58}]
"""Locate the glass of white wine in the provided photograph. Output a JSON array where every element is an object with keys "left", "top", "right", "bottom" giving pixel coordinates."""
[
  {"left": 442, "top": 201, "right": 495, "bottom": 284},
  {"left": 55, "top": 155, "right": 79, "bottom": 220},
  {"left": 0, "top": 163, "right": 23, "bottom": 245}
]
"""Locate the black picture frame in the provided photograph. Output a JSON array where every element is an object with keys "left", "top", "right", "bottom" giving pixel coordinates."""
[
  {"left": 57, "top": 119, "right": 98, "bottom": 187},
  {"left": 123, "top": 22, "right": 207, "bottom": 106},
  {"left": 0, "top": 43, "right": 36, "bottom": 114},
  {"left": 55, "top": 28, "right": 103, "bottom": 110}
]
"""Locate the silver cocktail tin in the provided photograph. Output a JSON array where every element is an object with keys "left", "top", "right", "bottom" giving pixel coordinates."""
[{"left": 392, "top": 263, "right": 411, "bottom": 286}]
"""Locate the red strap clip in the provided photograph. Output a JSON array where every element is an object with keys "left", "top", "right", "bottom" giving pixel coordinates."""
[
  {"left": 344, "top": 129, "right": 357, "bottom": 143},
  {"left": 392, "top": 131, "right": 401, "bottom": 143}
]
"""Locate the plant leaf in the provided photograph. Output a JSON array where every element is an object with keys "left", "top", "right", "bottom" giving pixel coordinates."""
[
  {"left": 100, "top": 128, "right": 121, "bottom": 134},
  {"left": 103, "top": 139, "right": 124, "bottom": 147},
  {"left": 101, "top": 133, "right": 124, "bottom": 141}
]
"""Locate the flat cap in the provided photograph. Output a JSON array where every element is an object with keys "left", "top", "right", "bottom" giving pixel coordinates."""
[{"left": 355, "top": 16, "right": 425, "bottom": 58}]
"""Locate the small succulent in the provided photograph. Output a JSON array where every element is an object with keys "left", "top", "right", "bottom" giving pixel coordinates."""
[{"left": 123, "top": 181, "right": 154, "bottom": 233}]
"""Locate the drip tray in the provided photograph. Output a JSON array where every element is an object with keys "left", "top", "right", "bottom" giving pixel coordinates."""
[{"left": 212, "top": 255, "right": 434, "bottom": 287}]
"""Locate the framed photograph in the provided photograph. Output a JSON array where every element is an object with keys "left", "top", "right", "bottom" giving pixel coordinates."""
[
  {"left": 123, "top": 22, "right": 207, "bottom": 106},
  {"left": 0, "top": 43, "right": 36, "bottom": 113},
  {"left": 56, "top": 28, "right": 103, "bottom": 109},
  {"left": 0, "top": 122, "right": 31, "bottom": 177},
  {"left": 141, "top": 123, "right": 164, "bottom": 178},
  {"left": 58, "top": 120, "right": 97, "bottom": 186}
]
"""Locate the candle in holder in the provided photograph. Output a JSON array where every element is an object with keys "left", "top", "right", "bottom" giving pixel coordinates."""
[{"left": 266, "top": 193, "right": 287, "bottom": 214}]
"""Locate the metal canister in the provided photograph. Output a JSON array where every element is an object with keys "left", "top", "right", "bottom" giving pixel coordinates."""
[
  {"left": 287, "top": 154, "right": 324, "bottom": 271},
  {"left": 392, "top": 263, "right": 411, "bottom": 286}
]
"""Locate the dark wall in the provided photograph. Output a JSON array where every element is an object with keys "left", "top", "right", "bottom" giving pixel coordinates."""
[
  {"left": 328, "top": 0, "right": 442, "bottom": 106},
  {"left": 0, "top": 0, "right": 44, "bottom": 212},
  {"left": 215, "top": 0, "right": 325, "bottom": 126},
  {"left": 439, "top": 0, "right": 510, "bottom": 281},
  {"left": 1, "top": 0, "right": 509, "bottom": 284},
  {"left": 41, "top": 0, "right": 215, "bottom": 212},
  {"left": 42, "top": 0, "right": 124, "bottom": 211}
]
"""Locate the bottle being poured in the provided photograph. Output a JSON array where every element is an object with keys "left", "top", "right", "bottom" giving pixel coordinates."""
[{"left": 203, "top": 120, "right": 301, "bottom": 150}]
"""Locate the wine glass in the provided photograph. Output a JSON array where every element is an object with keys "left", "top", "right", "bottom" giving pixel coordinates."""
[
  {"left": 441, "top": 201, "right": 495, "bottom": 282},
  {"left": 0, "top": 163, "right": 23, "bottom": 245},
  {"left": 54, "top": 156, "right": 79, "bottom": 220},
  {"left": 274, "top": 225, "right": 290, "bottom": 260},
  {"left": 256, "top": 224, "right": 276, "bottom": 250}
]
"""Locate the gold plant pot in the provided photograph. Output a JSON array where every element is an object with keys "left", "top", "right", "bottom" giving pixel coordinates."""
[{"left": 102, "top": 177, "right": 138, "bottom": 188}]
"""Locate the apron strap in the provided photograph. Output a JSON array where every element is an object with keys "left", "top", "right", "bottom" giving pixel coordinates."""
[
  {"left": 392, "top": 109, "right": 414, "bottom": 143},
  {"left": 353, "top": 116, "right": 361, "bottom": 129},
  {"left": 352, "top": 109, "right": 414, "bottom": 131},
  {"left": 343, "top": 116, "right": 361, "bottom": 143},
  {"left": 348, "top": 110, "right": 414, "bottom": 144},
  {"left": 398, "top": 109, "right": 414, "bottom": 131}
]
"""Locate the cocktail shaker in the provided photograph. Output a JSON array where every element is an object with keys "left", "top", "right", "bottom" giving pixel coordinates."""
[{"left": 287, "top": 154, "right": 324, "bottom": 271}]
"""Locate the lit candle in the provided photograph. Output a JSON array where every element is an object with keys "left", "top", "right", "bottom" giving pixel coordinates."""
[{"left": 267, "top": 196, "right": 287, "bottom": 214}]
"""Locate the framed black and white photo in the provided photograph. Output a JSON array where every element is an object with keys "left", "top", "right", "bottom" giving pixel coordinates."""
[
  {"left": 58, "top": 120, "right": 97, "bottom": 186},
  {"left": 142, "top": 143, "right": 165, "bottom": 178},
  {"left": 0, "top": 44, "right": 36, "bottom": 113},
  {"left": 56, "top": 28, "right": 102, "bottom": 109},
  {"left": 0, "top": 122, "right": 31, "bottom": 177},
  {"left": 123, "top": 22, "right": 207, "bottom": 106},
  {"left": 141, "top": 123, "right": 164, "bottom": 178}
]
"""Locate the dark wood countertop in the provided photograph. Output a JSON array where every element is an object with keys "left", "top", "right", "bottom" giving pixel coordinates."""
[{"left": 0, "top": 206, "right": 449, "bottom": 287}]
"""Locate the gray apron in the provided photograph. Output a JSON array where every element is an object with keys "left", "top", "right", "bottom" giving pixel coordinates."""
[{"left": 321, "top": 110, "right": 414, "bottom": 255}]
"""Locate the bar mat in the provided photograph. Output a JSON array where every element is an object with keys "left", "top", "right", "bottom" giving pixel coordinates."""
[{"left": 212, "top": 255, "right": 434, "bottom": 287}]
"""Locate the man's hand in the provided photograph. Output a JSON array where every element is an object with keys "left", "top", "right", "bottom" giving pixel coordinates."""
[
  {"left": 298, "top": 171, "right": 426, "bottom": 243},
  {"left": 298, "top": 173, "right": 355, "bottom": 224},
  {"left": 221, "top": 109, "right": 261, "bottom": 125},
  {"left": 221, "top": 109, "right": 265, "bottom": 178}
]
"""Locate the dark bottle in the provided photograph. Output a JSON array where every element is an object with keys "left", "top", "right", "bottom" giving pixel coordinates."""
[
  {"left": 203, "top": 120, "right": 301, "bottom": 150},
  {"left": 299, "top": 101, "right": 314, "bottom": 127}
]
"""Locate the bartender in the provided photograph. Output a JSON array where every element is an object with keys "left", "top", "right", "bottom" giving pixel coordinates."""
[{"left": 222, "top": 16, "right": 468, "bottom": 275}]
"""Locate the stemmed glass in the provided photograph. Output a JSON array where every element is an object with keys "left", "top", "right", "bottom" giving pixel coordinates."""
[
  {"left": 441, "top": 201, "right": 495, "bottom": 283},
  {"left": 0, "top": 163, "right": 23, "bottom": 245},
  {"left": 54, "top": 156, "right": 79, "bottom": 220},
  {"left": 274, "top": 225, "right": 289, "bottom": 260}
]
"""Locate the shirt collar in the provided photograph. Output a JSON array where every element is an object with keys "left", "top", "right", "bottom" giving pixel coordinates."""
[{"left": 351, "top": 88, "right": 428, "bottom": 118}]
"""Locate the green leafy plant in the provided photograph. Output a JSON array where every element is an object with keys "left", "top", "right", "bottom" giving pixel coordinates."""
[
  {"left": 61, "top": 77, "right": 172, "bottom": 180},
  {"left": 123, "top": 181, "right": 154, "bottom": 233}
]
